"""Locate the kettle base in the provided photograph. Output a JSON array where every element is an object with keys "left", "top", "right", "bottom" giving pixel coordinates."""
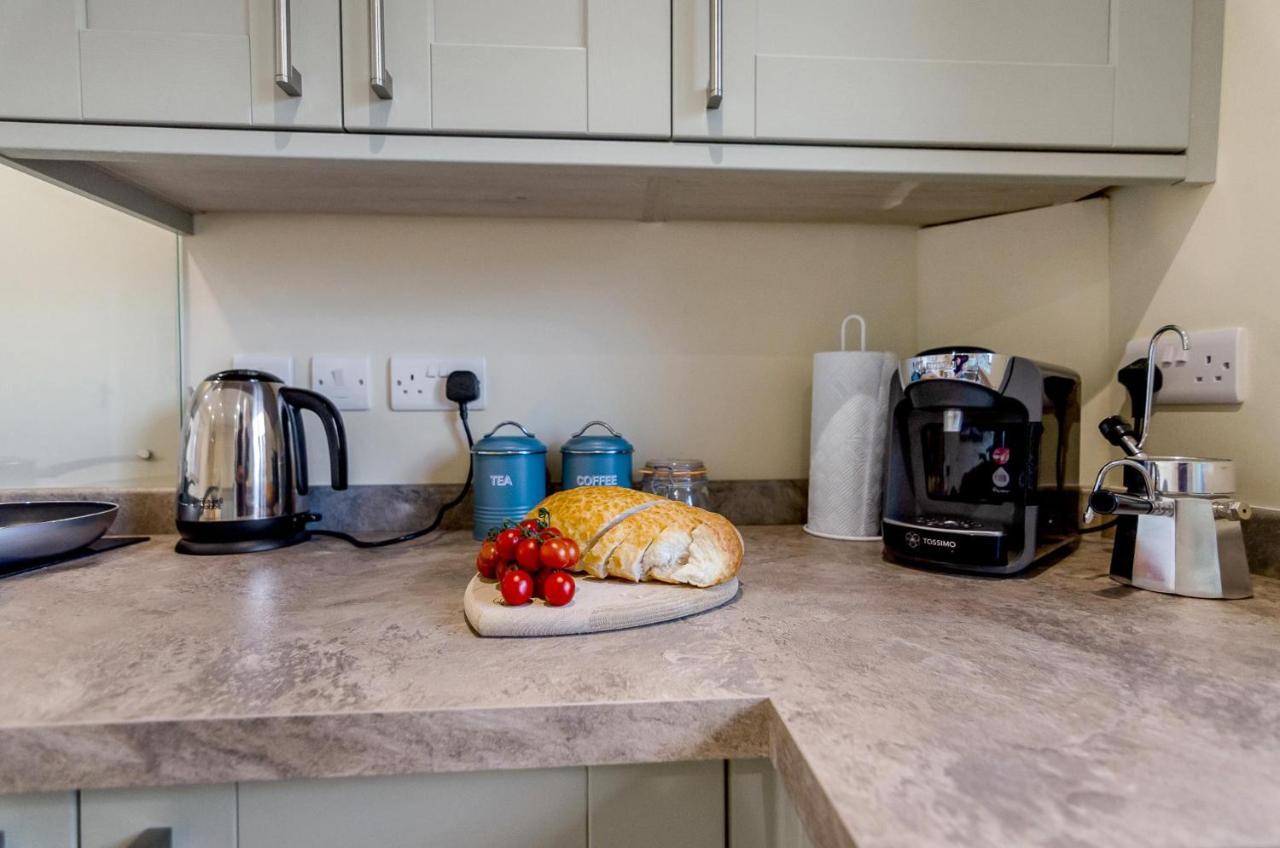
[{"left": 175, "top": 532, "right": 310, "bottom": 556}]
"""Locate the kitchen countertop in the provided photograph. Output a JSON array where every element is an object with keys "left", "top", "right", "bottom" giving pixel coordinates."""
[{"left": 1, "top": 528, "right": 1277, "bottom": 847}]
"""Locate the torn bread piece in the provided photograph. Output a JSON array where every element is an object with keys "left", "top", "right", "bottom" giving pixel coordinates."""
[{"left": 524, "top": 486, "right": 743, "bottom": 587}]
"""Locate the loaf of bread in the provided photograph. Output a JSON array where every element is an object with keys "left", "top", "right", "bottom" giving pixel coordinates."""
[{"left": 526, "top": 487, "right": 743, "bottom": 588}]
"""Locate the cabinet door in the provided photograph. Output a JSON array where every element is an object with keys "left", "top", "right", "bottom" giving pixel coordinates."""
[
  {"left": 0, "top": 792, "right": 77, "bottom": 848},
  {"left": 239, "top": 768, "right": 587, "bottom": 848},
  {"left": 674, "top": 0, "right": 1193, "bottom": 151},
  {"left": 728, "top": 760, "right": 814, "bottom": 848},
  {"left": 0, "top": 1, "right": 82, "bottom": 119},
  {"left": 588, "top": 761, "right": 724, "bottom": 848},
  {"left": 0, "top": 0, "right": 340, "bottom": 128},
  {"left": 80, "top": 784, "right": 237, "bottom": 848},
  {"left": 341, "top": 0, "right": 670, "bottom": 137}
]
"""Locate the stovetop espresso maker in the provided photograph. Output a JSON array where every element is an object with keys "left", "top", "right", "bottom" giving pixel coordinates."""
[{"left": 1084, "top": 325, "right": 1253, "bottom": 599}]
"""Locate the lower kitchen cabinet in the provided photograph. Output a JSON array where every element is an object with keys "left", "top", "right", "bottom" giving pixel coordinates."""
[
  {"left": 238, "top": 767, "right": 587, "bottom": 848},
  {"left": 729, "top": 760, "right": 814, "bottom": 848},
  {"left": 79, "top": 784, "right": 237, "bottom": 848},
  {"left": 589, "top": 761, "right": 725, "bottom": 848},
  {"left": 0, "top": 791, "right": 77, "bottom": 848},
  {"left": 0, "top": 759, "right": 809, "bottom": 847}
]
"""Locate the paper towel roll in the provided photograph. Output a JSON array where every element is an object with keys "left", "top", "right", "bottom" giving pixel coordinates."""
[{"left": 804, "top": 350, "right": 898, "bottom": 540}]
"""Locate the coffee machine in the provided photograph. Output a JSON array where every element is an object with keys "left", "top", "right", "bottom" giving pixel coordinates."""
[{"left": 882, "top": 348, "right": 1081, "bottom": 575}]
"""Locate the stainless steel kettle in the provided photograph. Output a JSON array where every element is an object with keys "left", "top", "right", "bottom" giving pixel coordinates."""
[{"left": 176, "top": 370, "right": 348, "bottom": 554}]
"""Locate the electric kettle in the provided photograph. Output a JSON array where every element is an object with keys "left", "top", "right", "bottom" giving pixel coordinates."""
[{"left": 176, "top": 370, "right": 348, "bottom": 554}]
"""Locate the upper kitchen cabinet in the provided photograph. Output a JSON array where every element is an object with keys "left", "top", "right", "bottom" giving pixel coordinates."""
[
  {"left": 0, "top": 0, "right": 342, "bottom": 129},
  {"left": 341, "top": 0, "right": 670, "bottom": 137},
  {"left": 674, "top": 0, "right": 1194, "bottom": 151}
]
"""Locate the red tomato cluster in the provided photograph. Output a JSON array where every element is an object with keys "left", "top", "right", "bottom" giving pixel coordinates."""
[{"left": 476, "top": 508, "right": 578, "bottom": 607}]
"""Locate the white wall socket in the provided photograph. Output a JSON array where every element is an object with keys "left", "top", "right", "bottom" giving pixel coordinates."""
[
  {"left": 1121, "top": 327, "right": 1246, "bottom": 405},
  {"left": 389, "top": 356, "right": 487, "bottom": 411},
  {"left": 310, "top": 355, "right": 372, "bottom": 411},
  {"left": 232, "top": 353, "right": 294, "bottom": 385}
]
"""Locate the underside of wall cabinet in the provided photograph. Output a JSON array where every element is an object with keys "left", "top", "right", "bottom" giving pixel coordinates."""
[{"left": 0, "top": 121, "right": 1195, "bottom": 235}]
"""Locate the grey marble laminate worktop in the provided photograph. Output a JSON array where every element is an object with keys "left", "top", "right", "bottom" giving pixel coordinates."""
[{"left": 0, "top": 528, "right": 1277, "bottom": 847}]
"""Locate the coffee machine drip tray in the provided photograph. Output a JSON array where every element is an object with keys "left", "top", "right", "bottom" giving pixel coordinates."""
[{"left": 882, "top": 517, "right": 1009, "bottom": 569}]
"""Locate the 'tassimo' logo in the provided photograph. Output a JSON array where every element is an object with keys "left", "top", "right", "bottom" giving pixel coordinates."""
[{"left": 904, "top": 531, "right": 956, "bottom": 550}]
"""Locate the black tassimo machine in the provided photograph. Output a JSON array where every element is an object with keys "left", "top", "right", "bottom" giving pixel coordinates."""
[{"left": 881, "top": 348, "right": 1081, "bottom": 575}]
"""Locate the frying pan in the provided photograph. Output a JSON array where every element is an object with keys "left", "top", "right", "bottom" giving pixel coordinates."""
[{"left": 0, "top": 502, "right": 119, "bottom": 565}]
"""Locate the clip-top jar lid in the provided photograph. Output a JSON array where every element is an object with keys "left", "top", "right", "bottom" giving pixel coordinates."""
[
  {"left": 473, "top": 421, "right": 547, "bottom": 455},
  {"left": 561, "top": 421, "right": 634, "bottom": 455}
]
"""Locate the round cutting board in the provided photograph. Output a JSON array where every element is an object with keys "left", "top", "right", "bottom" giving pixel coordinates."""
[{"left": 463, "top": 573, "right": 740, "bottom": 637}]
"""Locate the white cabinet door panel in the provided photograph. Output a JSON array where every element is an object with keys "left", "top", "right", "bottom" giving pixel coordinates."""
[
  {"left": 755, "top": 57, "right": 1116, "bottom": 148},
  {"left": 79, "top": 29, "right": 252, "bottom": 125},
  {"left": 675, "top": 0, "right": 1193, "bottom": 151},
  {"left": 0, "top": 1, "right": 82, "bottom": 120},
  {"left": 728, "top": 760, "right": 814, "bottom": 848},
  {"left": 4, "top": 0, "right": 340, "bottom": 128},
  {"left": 342, "top": 0, "right": 669, "bottom": 137},
  {"left": 0, "top": 792, "right": 78, "bottom": 848},
  {"left": 239, "top": 767, "right": 588, "bottom": 848},
  {"left": 431, "top": 45, "right": 587, "bottom": 133},
  {"left": 80, "top": 784, "right": 237, "bottom": 848},
  {"left": 588, "top": 761, "right": 725, "bottom": 848}
]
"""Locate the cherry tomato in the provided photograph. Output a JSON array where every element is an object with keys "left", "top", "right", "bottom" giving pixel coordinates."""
[
  {"left": 543, "top": 570, "right": 576, "bottom": 607},
  {"left": 539, "top": 526, "right": 562, "bottom": 539},
  {"left": 533, "top": 570, "right": 548, "bottom": 600},
  {"left": 539, "top": 537, "right": 579, "bottom": 571},
  {"left": 494, "top": 528, "right": 522, "bottom": 561},
  {"left": 494, "top": 561, "right": 512, "bottom": 583},
  {"left": 475, "top": 540, "right": 500, "bottom": 579},
  {"left": 518, "top": 518, "right": 542, "bottom": 532},
  {"left": 500, "top": 568, "right": 534, "bottom": 606},
  {"left": 515, "top": 537, "right": 542, "bottom": 570}
]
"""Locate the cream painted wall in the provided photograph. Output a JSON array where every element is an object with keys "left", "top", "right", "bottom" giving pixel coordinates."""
[
  {"left": 0, "top": 165, "right": 179, "bottom": 488},
  {"left": 183, "top": 215, "right": 917, "bottom": 485},
  {"left": 917, "top": 199, "right": 1114, "bottom": 481},
  {"left": 1108, "top": 0, "right": 1280, "bottom": 507}
]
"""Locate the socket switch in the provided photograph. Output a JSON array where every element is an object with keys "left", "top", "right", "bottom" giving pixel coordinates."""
[
  {"left": 390, "top": 356, "right": 487, "bottom": 411},
  {"left": 310, "top": 355, "right": 372, "bottom": 410},
  {"left": 1121, "top": 327, "right": 1245, "bottom": 405}
]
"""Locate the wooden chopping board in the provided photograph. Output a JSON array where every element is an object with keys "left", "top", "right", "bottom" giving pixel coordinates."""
[{"left": 463, "top": 574, "right": 740, "bottom": 637}]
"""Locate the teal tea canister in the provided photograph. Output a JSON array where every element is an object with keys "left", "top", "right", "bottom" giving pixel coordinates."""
[
  {"left": 472, "top": 421, "right": 547, "bottom": 540},
  {"left": 560, "top": 420, "right": 634, "bottom": 490}
]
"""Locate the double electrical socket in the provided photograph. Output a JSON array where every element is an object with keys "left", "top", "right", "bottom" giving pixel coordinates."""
[
  {"left": 232, "top": 354, "right": 486, "bottom": 411},
  {"left": 1120, "top": 327, "right": 1246, "bottom": 405},
  {"left": 389, "top": 356, "right": 487, "bottom": 411}
]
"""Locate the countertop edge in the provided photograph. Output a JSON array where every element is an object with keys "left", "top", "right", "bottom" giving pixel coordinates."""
[{"left": 0, "top": 697, "right": 773, "bottom": 794}]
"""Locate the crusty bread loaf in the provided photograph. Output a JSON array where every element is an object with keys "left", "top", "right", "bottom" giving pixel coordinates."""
[{"left": 527, "top": 487, "right": 743, "bottom": 588}]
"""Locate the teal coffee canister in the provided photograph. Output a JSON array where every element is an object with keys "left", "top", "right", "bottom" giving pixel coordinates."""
[
  {"left": 472, "top": 421, "right": 547, "bottom": 540},
  {"left": 561, "top": 421, "right": 634, "bottom": 490}
]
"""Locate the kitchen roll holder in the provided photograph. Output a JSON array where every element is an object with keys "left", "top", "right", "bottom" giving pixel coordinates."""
[{"left": 804, "top": 314, "right": 897, "bottom": 541}]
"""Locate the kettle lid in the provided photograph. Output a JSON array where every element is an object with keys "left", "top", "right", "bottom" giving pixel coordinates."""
[{"left": 207, "top": 369, "right": 284, "bottom": 384}]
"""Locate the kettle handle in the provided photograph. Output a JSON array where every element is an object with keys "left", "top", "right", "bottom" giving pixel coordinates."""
[
  {"left": 280, "top": 388, "right": 349, "bottom": 492},
  {"left": 570, "top": 420, "right": 621, "bottom": 439}
]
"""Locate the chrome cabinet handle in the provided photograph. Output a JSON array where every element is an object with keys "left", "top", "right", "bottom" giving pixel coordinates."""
[
  {"left": 706, "top": 0, "right": 723, "bottom": 109},
  {"left": 274, "top": 0, "right": 303, "bottom": 96},
  {"left": 369, "top": 0, "right": 394, "bottom": 99},
  {"left": 128, "top": 828, "right": 172, "bottom": 848}
]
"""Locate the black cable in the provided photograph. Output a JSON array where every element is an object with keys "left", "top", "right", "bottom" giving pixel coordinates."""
[
  {"left": 1079, "top": 518, "right": 1119, "bottom": 534},
  {"left": 311, "top": 404, "right": 475, "bottom": 548}
]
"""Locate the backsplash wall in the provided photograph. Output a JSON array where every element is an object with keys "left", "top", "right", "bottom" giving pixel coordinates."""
[{"left": 183, "top": 215, "right": 918, "bottom": 485}]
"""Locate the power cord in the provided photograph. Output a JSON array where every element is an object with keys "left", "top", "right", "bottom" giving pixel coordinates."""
[{"left": 311, "top": 370, "right": 480, "bottom": 548}]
